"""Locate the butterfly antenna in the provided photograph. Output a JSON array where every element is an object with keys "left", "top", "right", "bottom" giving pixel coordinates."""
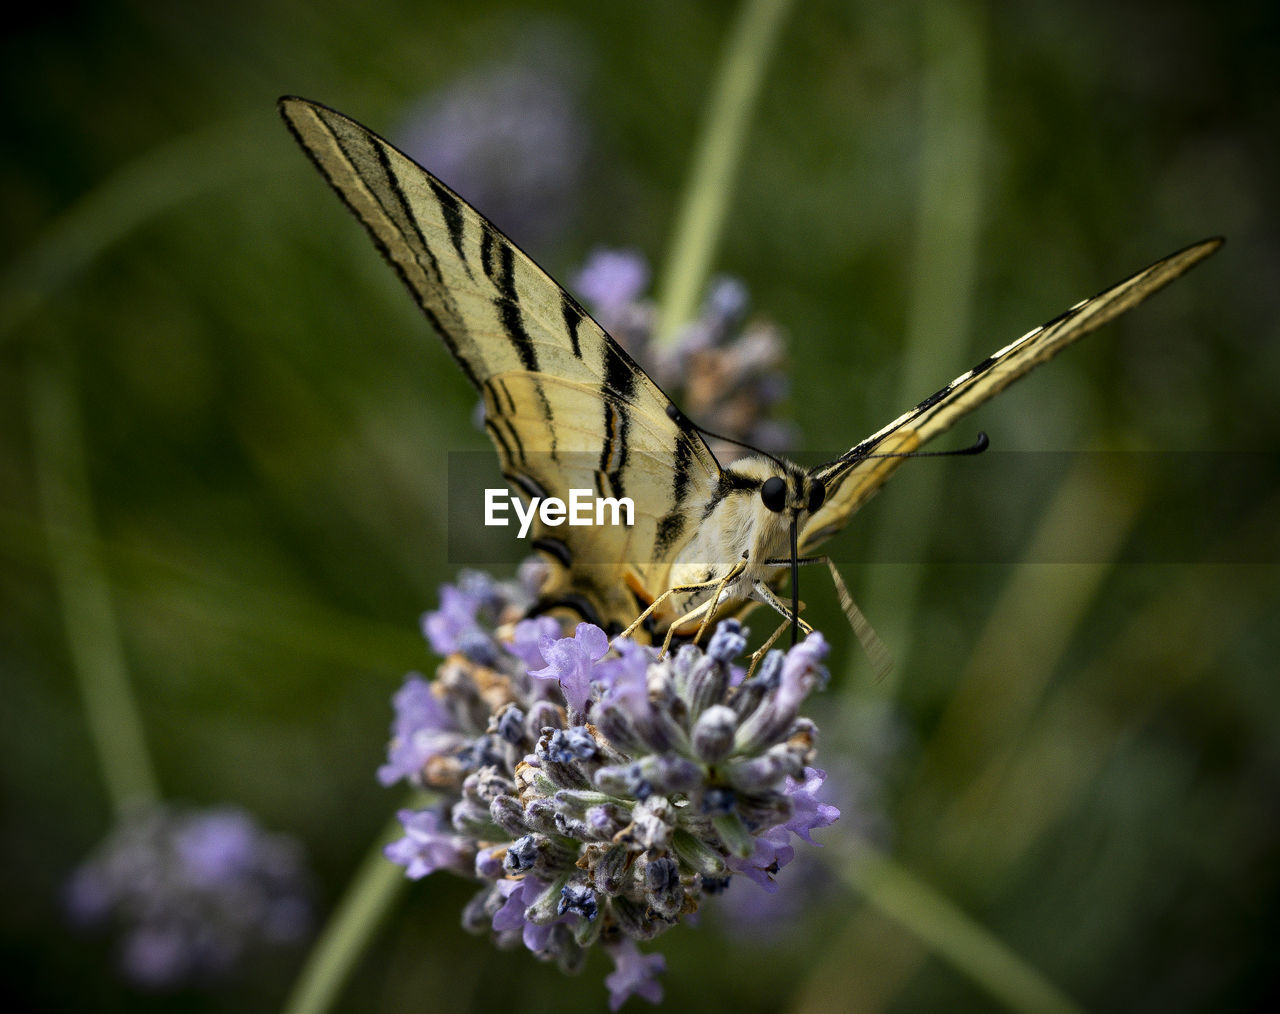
[
  {"left": 666, "top": 403, "right": 788, "bottom": 470},
  {"left": 814, "top": 431, "right": 989, "bottom": 483}
]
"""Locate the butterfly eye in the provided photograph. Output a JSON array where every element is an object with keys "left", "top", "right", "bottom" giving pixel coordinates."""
[
  {"left": 761, "top": 476, "right": 787, "bottom": 513},
  {"left": 807, "top": 480, "right": 826, "bottom": 513}
]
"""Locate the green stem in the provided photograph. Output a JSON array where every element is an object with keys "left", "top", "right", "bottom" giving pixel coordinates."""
[
  {"left": 0, "top": 112, "right": 271, "bottom": 346},
  {"left": 27, "top": 348, "right": 161, "bottom": 813},
  {"left": 282, "top": 807, "right": 416, "bottom": 1014},
  {"left": 854, "top": 0, "right": 987, "bottom": 690},
  {"left": 654, "top": 0, "right": 796, "bottom": 343},
  {"left": 838, "top": 837, "right": 1086, "bottom": 1014},
  {"left": 9, "top": 112, "right": 276, "bottom": 814}
]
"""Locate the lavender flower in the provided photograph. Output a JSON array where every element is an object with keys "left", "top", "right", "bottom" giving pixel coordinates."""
[
  {"left": 711, "top": 701, "right": 902, "bottom": 938},
  {"left": 604, "top": 938, "right": 666, "bottom": 1010},
  {"left": 382, "top": 573, "right": 839, "bottom": 1007},
  {"left": 64, "top": 804, "right": 311, "bottom": 988},
  {"left": 571, "top": 249, "right": 797, "bottom": 459}
]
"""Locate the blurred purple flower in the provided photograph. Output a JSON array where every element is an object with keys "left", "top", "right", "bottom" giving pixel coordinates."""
[
  {"left": 64, "top": 804, "right": 311, "bottom": 988},
  {"left": 507, "top": 615, "right": 561, "bottom": 670},
  {"left": 605, "top": 938, "right": 666, "bottom": 1010},
  {"left": 573, "top": 248, "right": 651, "bottom": 314},
  {"left": 377, "top": 674, "right": 461, "bottom": 787},
  {"left": 396, "top": 50, "right": 590, "bottom": 252}
]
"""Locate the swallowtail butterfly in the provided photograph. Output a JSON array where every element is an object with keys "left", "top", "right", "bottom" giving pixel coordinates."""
[{"left": 280, "top": 96, "right": 1220, "bottom": 657}]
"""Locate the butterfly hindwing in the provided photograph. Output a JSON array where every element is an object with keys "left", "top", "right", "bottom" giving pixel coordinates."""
[
  {"left": 279, "top": 96, "right": 722, "bottom": 629},
  {"left": 800, "top": 237, "right": 1223, "bottom": 555}
]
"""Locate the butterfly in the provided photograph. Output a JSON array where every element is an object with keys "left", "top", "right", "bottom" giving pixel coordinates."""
[{"left": 279, "top": 96, "right": 1221, "bottom": 661}]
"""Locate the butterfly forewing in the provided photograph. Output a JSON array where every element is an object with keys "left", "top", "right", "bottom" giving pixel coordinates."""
[
  {"left": 799, "top": 237, "right": 1223, "bottom": 555},
  {"left": 279, "top": 96, "right": 722, "bottom": 630}
]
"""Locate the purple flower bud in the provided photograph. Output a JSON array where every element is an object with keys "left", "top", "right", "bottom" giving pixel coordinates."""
[
  {"left": 546, "top": 726, "right": 599, "bottom": 763},
  {"left": 558, "top": 882, "right": 599, "bottom": 921},
  {"left": 706, "top": 617, "right": 747, "bottom": 663},
  {"left": 643, "top": 856, "right": 683, "bottom": 920},
  {"left": 489, "top": 793, "right": 530, "bottom": 839},
  {"left": 735, "top": 633, "right": 829, "bottom": 753},
  {"left": 503, "top": 834, "right": 539, "bottom": 874},
  {"left": 457, "top": 628, "right": 500, "bottom": 666},
  {"left": 496, "top": 705, "right": 526, "bottom": 745},
  {"left": 524, "top": 698, "right": 565, "bottom": 740},
  {"left": 692, "top": 704, "right": 738, "bottom": 763}
]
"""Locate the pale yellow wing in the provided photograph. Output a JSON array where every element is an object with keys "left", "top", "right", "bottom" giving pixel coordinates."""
[
  {"left": 481, "top": 372, "right": 720, "bottom": 625},
  {"left": 801, "top": 238, "right": 1223, "bottom": 554},
  {"left": 279, "top": 96, "right": 722, "bottom": 628}
]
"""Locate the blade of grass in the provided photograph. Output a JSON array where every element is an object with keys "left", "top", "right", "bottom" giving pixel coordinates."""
[
  {"left": 654, "top": 0, "right": 796, "bottom": 342},
  {"left": 854, "top": 0, "right": 987, "bottom": 691},
  {"left": 282, "top": 804, "right": 419, "bottom": 1014},
  {"left": 27, "top": 347, "right": 160, "bottom": 813},
  {"left": 827, "top": 836, "right": 1086, "bottom": 1014},
  {"left": 1, "top": 113, "right": 273, "bottom": 345}
]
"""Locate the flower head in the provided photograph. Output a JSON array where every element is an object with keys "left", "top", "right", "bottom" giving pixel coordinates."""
[
  {"left": 64, "top": 804, "right": 311, "bottom": 988},
  {"left": 382, "top": 574, "right": 839, "bottom": 1006}
]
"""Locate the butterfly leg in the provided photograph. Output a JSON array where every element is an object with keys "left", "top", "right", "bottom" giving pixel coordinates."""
[
  {"left": 782, "top": 556, "right": 893, "bottom": 679},
  {"left": 751, "top": 579, "right": 815, "bottom": 636},
  {"left": 688, "top": 552, "right": 750, "bottom": 648},
  {"left": 746, "top": 616, "right": 794, "bottom": 677},
  {"left": 758, "top": 554, "right": 892, "bottom": 676},
  {"left": 658, "top": 596, "right": 714, "bottom": 658},
  {"left": 614, "top": 557, "right": 748, "bottom": 651}
]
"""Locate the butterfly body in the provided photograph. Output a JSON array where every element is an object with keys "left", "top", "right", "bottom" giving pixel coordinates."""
[
  {"left": 279, "top": 96, "right": 1220, "bottom": 647},
  {"left": 644, "top": 453, "right": 819, "bottom": 631}
]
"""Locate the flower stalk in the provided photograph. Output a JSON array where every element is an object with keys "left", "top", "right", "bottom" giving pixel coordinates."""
[
  {"left": 28, "top": 347, "right": 160, "bottom": 813},
  {"left": 655, "top": 0, "right": 797, "bottom": 344}
]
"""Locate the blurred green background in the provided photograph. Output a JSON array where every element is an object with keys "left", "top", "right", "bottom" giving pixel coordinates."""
[{"left": 3, "top": 0, "right": 1277, "bottom": 1011}]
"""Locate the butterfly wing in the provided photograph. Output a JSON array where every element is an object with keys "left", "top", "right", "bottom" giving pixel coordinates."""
[
  {"left": 279, "top": 97, "right": 722, "bottom": 630},
  {"left": 800, "top": 237, "right": 1223, "bottom": 554}
]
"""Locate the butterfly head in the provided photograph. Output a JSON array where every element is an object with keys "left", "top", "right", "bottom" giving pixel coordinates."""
[
  {"left": 718, "top": 456, "right": 826, "bottom": 568},
  {"left": 759, "top": 471, "right": 826, "bottom": 517},
  {"left": 724, "top": 455, "right": 826, "bottom": 646}
]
